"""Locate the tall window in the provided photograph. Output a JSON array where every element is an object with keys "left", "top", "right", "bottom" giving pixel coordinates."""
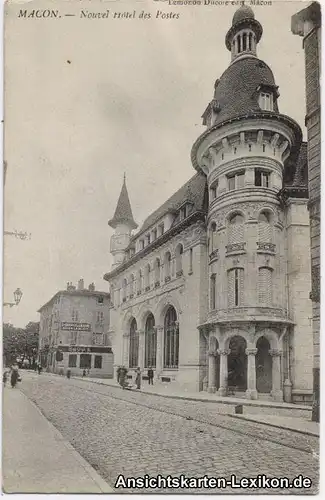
[
  {"left": 97, "top": 311, "right": 104, "bottom": 324},
  {"left": 154, "top": 258, "right": 160, "bottom": 284},
  {"left": 258, "top": 212, "right": 272, "bottom": 242},
  {"left": 164, "top": 306, "right": 179, "bottom": 369},
  {"left": 164, "top": 251, "right": 172, "bottom": 279},
  {"left": 210, "top": 274, "right": 216, "bottom": 310},
  {"left": 228, "top": 213, "right": 244, "bottom": 244},
  {"left": 129, "top": 274, "right": 135, "bottom": 296},
  {"left": 210, "top": 222, "right": 217, "bottom": 253},
  {"left": 137, "top": 269, "right": 142, "bottom": 294},
  {"left": 71, "top": 309, "right": 79, "bottom": 322},
  {"left": 129, "top": 318, "right": 139, "bottom": 368},
  {"left": 258, "top": 267, "right": 273, "bottom": 305},
  {"left": 228, "top": 171, "right": 244, "bottom": 191},
  {"left": 255, "top": 170, "right": 270, "bottom": 187},
  {"left": 175, "top": 244, "right": 183, "bottom": 275},
  {"left": 80, "top": 354, "right": 91, "bottom": 369},
  {"left": 259, "top": 92, "right": 273, "bottom": 111},
  {"left": 228, "top": 268, "right": 244, "bottom": 307},
  {"left": 68, "top": 354, "right": 77, "bottom": 368},
  {"left": 144, "top": 264, "right": 151, "bottom": 290},
  {"left": 122, "top": 278, "right": 127, "bottom": 301},
  {"left": 145, "top": 313, "right": 156, "bottom": 368}
]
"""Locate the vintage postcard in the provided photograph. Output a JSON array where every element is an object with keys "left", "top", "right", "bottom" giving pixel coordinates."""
[{"left": 2, "top": 0, "right": 320, "bottom": 494}]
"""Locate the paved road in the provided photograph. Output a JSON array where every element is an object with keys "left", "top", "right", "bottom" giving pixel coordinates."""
[{"left": 18, "top": 372, "right": 319, "bottom": 494}]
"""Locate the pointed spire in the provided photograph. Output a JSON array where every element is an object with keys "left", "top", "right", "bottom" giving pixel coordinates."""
[{"left": 108, "top": 176, "right": 138, "bottom": 230}]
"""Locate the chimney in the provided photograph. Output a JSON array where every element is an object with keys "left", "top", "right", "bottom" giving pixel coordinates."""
[
  {"left": 77, "top": 279, "right": 84, "bottom": 291},
  {"left": 67, "top": 281, "right": 75, "bottom": 291},
  {"left": 88, "top": 282, "right": 95, "bottom": 292}
]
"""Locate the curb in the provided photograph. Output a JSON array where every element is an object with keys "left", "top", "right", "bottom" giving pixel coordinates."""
[{"left": 18, "top": 389, "right": 114, "bottom": 493}]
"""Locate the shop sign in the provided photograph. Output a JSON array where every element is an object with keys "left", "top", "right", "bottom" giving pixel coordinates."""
[{"left": 61, "top": 322, "right": 91, "bottom": 332}]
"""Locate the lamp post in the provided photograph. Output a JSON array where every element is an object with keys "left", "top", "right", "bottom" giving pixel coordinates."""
[{"left": 4, "top": 288, "right": 23, "bottom": 308}]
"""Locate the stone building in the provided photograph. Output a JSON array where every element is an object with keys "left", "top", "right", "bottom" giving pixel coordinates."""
[
  {"left": 38, "top": 280, "right": 113, "bottom": 378},
  {"left": 104, "top": 6, "right": 313, "bottom": 402},
  {"left": 291, "top": 2, "right": 321, "bottom": 419}
]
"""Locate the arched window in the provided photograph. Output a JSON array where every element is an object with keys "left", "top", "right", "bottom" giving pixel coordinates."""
[
  {"left": 227, "top": 268, "right": 244, "bottom": 307},
  {"left": 210, "top": 222, "right": 217, "bottom": 254},
  {"left": 228, "top": 213, "right": 244, "bottom": 244},
  {"left": 164, "top": 251, "right": 172, "bottom": 281},
  {"left": 144, "top": 264, "right": 151, "bottom": 291},
  {"left": 122, "top": 278, "right": 127, "bottom": 302},
  {"left": 258, "top": 267, "right": 273, "bottom": 305},
  {"left": 129, "top": 318, "right": 139, "bottom": 368},
  {"left": 129, "top": 274, "right": 135, "bottom": 297},
  {"left": 154, "top": 258, "right": 160, "bottom": 285},
  {"left": 164, "top": 306, "right": 179, "bottom": 369},
  {"left": 258, "top": 211, "right": 272, "bottom": 243},
  {"left": 175, "top": 244, "right": 184, "bottom": 276},
  {"left": 145, "top": 313, "right": 156, "bottom": 368}
]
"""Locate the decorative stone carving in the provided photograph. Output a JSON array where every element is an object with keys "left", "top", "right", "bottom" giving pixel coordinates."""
[
  {"left": 245, "top": 348, "right": 258, "bottom": 356},
  {"left": 217, "top": 349, "right": 230, "bottom": 356},
  {"left": 208, "top": 349, "right": 218, "bottom": 357},
  {"left": 269, "top": 349, "right": 282, "bottom": 357}
]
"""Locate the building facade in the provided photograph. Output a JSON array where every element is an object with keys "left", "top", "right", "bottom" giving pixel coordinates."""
[
  {"left": 104, "top": 6, "right": 314, "bottom": 403},
  {"left": 38, "top": 280, "right": 113, "bottom": 378},
  {"left": 291, "top": 2, "right": 321, "bottom": 420}
]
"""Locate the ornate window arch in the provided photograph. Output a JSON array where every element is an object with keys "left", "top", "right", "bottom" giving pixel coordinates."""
[
  {"left": 164, "top": 306, "right": 179, "bottom": 369},
  {"left": 145, "top": 313, "right": 156, "bottom": 368},
  {"left": 129, "top": 318, "right": 139, "bottom": 368}
]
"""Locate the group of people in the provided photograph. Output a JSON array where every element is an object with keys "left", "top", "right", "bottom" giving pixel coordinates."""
[
  {"left": 3, "top": 364, "right": 21, "bottom": 388},
  {"left": 116, "top": 366, "right": 155, "bottom": 390}
]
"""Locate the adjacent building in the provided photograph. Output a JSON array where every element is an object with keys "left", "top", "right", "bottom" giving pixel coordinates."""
[
  {"left": 104, "top": 6, "right": 314, "bottom": 403},
  {"left": 38, "top": 280, "right": 113, "bottom": 378},
  {"left": 291, "top": 2, "right": 321, "bottom": 420}
]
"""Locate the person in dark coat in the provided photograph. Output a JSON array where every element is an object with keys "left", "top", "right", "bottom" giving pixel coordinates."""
[
  {"left": 10, "top": 368, "right": 19, "bottom": 388},
  {"left": 119, "top": 366, "right": 127, "bottom": 389},
  {"left": 147, "top": 367, "right": 154, "bottom": 385},
  {"left": 117, "top": 366, "right": 121, "bottom": 384},
  {"left": 3, "top": 370, "right": 9, "bottom": 386},
  {"left": 135, "top": 367, "right": 141, "bottom": 390}
]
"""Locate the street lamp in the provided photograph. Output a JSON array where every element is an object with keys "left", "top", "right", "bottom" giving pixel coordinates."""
[{"left": 4, "top": 288, "right": 23, "bottom": 308}]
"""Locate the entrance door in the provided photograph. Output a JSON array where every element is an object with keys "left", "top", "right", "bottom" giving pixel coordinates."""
[
  {"left": 256, "top": 337, "right": 272, "bottom": 393},
  {"left": 228, "top": 336, "right": 247, "bottom": 391}
]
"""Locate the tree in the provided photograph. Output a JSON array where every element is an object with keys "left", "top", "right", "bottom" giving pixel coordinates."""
[{"left": 3, "top": 321, "right": 39, "bottom": 367}]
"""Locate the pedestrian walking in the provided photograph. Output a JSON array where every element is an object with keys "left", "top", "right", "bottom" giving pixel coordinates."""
[
  {"left": 119, "top": 366, "right": 127, "bottom": 389},
  {"left": 10, "top": 367, "right": 19, "bottom": 388},
  {"left": 135, "top": 367, "right": 141, "bottom": 390},
  {"left": 3, "top": 369, "right": 9, "bottom": 386},
  {"left": 37, "top": 364, "right": 42, "bottom": 375},
  {"left": 147, "top": 367, "right": 154, "bottom": 385},
  {"left": 117, "top": 366, "right": 121, "bottom": 384},
  {"left": 82, "top": 369, "right": 86, "bottom": 377}
]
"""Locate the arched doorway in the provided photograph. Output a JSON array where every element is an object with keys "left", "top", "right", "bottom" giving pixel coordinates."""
[
  {"left": 145, "top": 313, "right": 156, "bottom": 368},
  {"left": 164, "top": 306, "right": 179, "bottom": 368},
  {"left": 129, "top": 318, "right": 139, "bottom": 368},
  {"left": 256, "top": 337, "right": 272, "bottom": 393},
  {"left": 228, "top": 336, "right": 247, "bottom": 392}
]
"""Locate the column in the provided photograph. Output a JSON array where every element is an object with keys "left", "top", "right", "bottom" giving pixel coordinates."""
[
  {"left": 245, "top": 348, "right": 258, "bottom": 400},
  {"left": 207, "top": 350, "right": 217, "bottom": 393},
  {"left": 270, "top": 349, "right": 283, "bottom": 401},
  {"left": 155, "top": 326, "right": 164, "bottom": 378},
  {"left": 217, "top": 349, "right": 229, "bottom": 396},
  {"left": 122, "top": 332, "right": 129, "bottom": 367},
  {"left": 138, "top": 330, "right": 145, "bottom": 370}
]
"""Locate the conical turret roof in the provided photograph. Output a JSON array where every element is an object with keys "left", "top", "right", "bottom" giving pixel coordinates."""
[{"left": 108, "top": 176, "right": 138, "bottom": 229}]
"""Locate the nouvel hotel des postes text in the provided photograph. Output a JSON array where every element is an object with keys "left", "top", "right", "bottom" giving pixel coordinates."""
[
  {"left": 38, "top": 280, "right": 113, "bottom": 377},
  {"left": 104, "top": 5, "right": 314, "bottom": 403}
]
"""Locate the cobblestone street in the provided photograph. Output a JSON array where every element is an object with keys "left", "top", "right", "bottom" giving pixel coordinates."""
[{"left": 19, "top": 372, "right": 319, "bottom": 494}]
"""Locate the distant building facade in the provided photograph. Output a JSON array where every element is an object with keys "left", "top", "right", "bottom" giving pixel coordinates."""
[
  {"left": 38, "top": 280, "right": 113, "bottom": 378},
  {"left": 104, "top": 6, "right": 313, "bottom": 403},
  {"left": 291, "top": 2, "right": 321, "bottom": 419}
]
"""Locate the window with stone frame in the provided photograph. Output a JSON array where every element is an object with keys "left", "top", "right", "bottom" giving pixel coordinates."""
[
  {"left": 129, "top": 274, "right": 135, "bottom": 296},
  {"left": 228, "top": 213, "right": 244, "bottom": 244},
  {"left": 210, "top": 222, "right": 217, "bottom": 253},
  {"left": 71, "top": 309, "right": 79, "bottom": 322},
  {"left": 163, "top": 306, "right": 179, "bottom": 369},
  {"left": 80, "top": 354, "right": 91, "bottom": 369},
  {"left": 129, "top": 318, "right": 139, "bottom": 368},
  {"left": 144, "top": 263, "right": 151, "bottom": 290},
  {"left": 164, "top": 251, "right": 172, "bottom": 279},
  {"left": 258, "top": 267, "right": 273, "bottom": 305},
  {"left": 145, "top": 313, "right": 156, "bottom": 368},
  {"left": 227, "top": 268, "right": 244, "bottom": 307},
  {"left": 70, "top": 331, "right": 77, "bottom": 345},
  {"left": 209, "top": 180, "right": 218, "bottom": 202},
  {"left": 227, "top": 171, "right": 245, "bottom": 191},
  {"left": 210, "top": 274, "right": 216, "bottom": 310},
  {"left": 154, "top": 258, "right": 161, "bottom": 284},
  {"left": 122, "top": 278, "right": 127, "bottom": 301},
  {"left": 255, "top": 169, "right": 270, "bottom": 188},
  {"left": 68, "top": 354, "right": 77, "bottom": 368},
  {"left": 258, "top": 211, "right": 272, "bottom": 242},
  {"left": 94, "top": 355, "right": 102, "bottom": 369},
  {"left": 175, "top": 244, "right": 184, "bottom": 275}
]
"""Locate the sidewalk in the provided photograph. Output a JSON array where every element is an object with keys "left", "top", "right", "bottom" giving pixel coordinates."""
[
  {"left": 2, "top": 385, "right": 114, "bottom": 493},
  {"left": 72, "top": 375, "right": 319, "bottom": 437}
]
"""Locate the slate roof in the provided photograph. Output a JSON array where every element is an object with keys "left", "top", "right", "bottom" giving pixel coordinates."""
[
  {"left": 132, "top": 172, "right": 208, "bottom": 239},
  {"left": 284, "top": 141, "right": 308, "bottom": 187},
  {"left": 108, "top": 178, "right": 138, "bottom": 229},
  {"left": 207, "top": 57, "right": 279, "bottom": 128},
  {"left": 232, "top": 5, "right": 255, "bottom": 25}
]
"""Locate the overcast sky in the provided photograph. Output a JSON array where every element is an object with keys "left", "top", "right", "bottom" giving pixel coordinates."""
[{"left": 4, "top": 0, "right": 307, "bottom": 327}]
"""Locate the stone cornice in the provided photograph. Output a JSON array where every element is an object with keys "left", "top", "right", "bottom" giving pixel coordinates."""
[{"left": 104, "top": 211, "right": 206, "bottom": 281}]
